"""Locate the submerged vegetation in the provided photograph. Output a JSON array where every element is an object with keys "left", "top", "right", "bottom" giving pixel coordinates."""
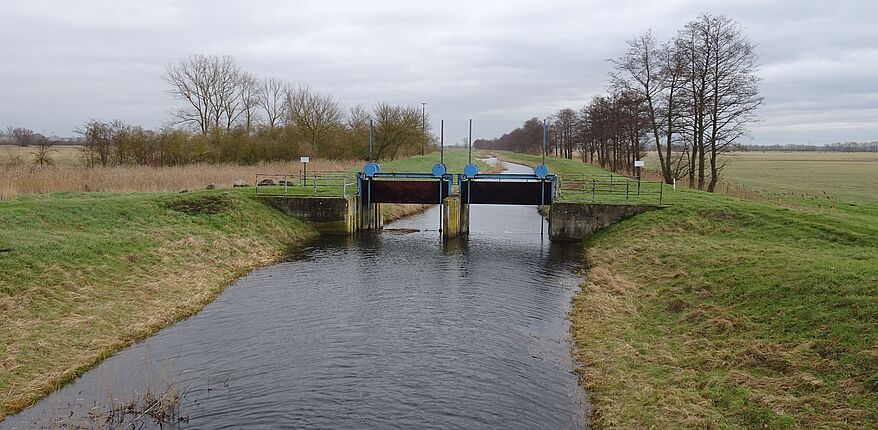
[{"left": 502, "top": 151, "right": 878, "bottom": 428}]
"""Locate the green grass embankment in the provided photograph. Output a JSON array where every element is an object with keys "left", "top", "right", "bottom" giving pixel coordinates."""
[{"left": 498, "top": 151, "right": 878, "bottom": 428}]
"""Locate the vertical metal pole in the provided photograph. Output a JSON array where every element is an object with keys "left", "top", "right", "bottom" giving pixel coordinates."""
[
  {"left": 637, "top": 166, "right": 642, "bottom": 195},
  {"left": 421, "top": 102, "right": 426, "bottom": 156},
  {"left": 540, "top": 178, "right": 545, "bottom": 238},
  {"left": 440, "top": 119, "right": 444, "bottom": 165},
  {"left": 542, "top": 119, "right": 547, "bottom": 166},
  {"left": 369, "top": 119, "right": 373, "bottom": 162},
  {"left": 468, "top": 118, "right": 472, "bottom": 164},
  {"left": 438, "top": 177, "right": 443, "bottom": 233},
  {"left": 303, "top": 162, "right": 307, "bottom": 187}
]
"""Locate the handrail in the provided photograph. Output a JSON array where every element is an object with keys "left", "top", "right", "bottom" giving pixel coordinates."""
[
  {"left": 557, "top": 174, "right": 664, "bottom": 205},
  {"left": 255, "top": 172, "right": 357, "bottom": 198}
]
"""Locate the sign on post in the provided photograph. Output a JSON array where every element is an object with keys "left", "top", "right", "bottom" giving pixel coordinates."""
[
  {"left": 634, "top": 160, "right": 645, "bottom": 167},
  {"left": 300, "top": 156, "right": 310, "bottom": 186}
]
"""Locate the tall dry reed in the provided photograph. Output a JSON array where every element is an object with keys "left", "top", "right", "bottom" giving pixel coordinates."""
[{"left": 0, "top": 160, "right": 360, "bottom": 200}]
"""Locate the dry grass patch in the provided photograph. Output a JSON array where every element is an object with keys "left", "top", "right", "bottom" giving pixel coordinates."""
[
  {"left": 382, "top": 204, "right": 431, "bottom": 223},
  {"left": 0, "top": 159, "right": 360, "bottom": 200}
]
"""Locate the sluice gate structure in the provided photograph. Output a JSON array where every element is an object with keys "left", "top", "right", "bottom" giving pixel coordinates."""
[{"left": 258, "top": 119, "right": 663, "bottom": 241}]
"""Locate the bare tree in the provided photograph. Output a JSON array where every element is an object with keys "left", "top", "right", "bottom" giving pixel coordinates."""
[
  {"left": 7, "top": 127, "right": 36, "bottom": 146},
  {"left": 164, "top": 55, "right": 242, "bottom": 134},
  {"left": 612, "top": 30, "right": 687, "bottom": 183},
  {"left": 677, "top": 18, "right": 712, "bottom": 189},
  {"left": 238, "top": 72, "right": 260, "bottom": 133},
  {"left": 675, "top": 14, "right": 761, "bottom": 191},
  {"left": 285, "top": 85, "right": 344, "bottom": 155},
  {"left": 258, "top": 77, "right": 288, "bottom": 130},
  {"left": 31, "top": 135, "right": 55, "bottom": 168},
  {"left": 552, "top": 108, "right": 577, "bottom": 159},
  {"left": 702, "top": 14, "right": 762, "bottom": 191},
  {"left": 78, "top": 120, "right": 113, "bottom": 167},
  {"left": 372, "top": 103, "right": 422, "bottom": 160}
]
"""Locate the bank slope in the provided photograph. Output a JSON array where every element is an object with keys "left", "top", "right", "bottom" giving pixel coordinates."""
[
  {"left": 0, "top": 189, "right": 314, "bottom": 418},
  {"left": 498, "top": 151, "right": 878, "bottom": 428}
]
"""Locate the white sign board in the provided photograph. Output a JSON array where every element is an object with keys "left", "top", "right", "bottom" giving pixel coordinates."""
[
  {"left": 300, "top": 156, "right": 310, "bottom": 163},
  {"left": 634, "top": 160, "right": 645, "bottom": 167}
]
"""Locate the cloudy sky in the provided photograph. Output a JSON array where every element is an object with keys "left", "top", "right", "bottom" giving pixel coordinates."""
[{"left": 1, "top": 0, "right": 876, "bottom": 145}]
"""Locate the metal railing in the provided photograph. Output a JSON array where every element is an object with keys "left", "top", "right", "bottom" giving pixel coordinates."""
[
  {"left": 558, "top": 174, "right": 664, "bottom": 205},
  {"left": 255, "top": 171, "right": 358, "bottom": 197}
]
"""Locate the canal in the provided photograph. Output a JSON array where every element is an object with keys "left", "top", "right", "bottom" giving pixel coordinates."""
[{"left": 4, "top": 162, "right": 589, "bottom": 429}]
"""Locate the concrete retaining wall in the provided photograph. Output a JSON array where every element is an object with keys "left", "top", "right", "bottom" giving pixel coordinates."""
[
  {"left": 264, "top": 196, "right": 358, "bottom": 235},
  {"left": 548, "top": 202, "right": 661, "bottom": 242},
  {"left": 264, "top": 195, "right": 384, "bottom": 235}
]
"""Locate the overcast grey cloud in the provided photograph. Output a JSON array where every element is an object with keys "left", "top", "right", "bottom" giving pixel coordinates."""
[{"left": 1, "top": 0, "right": 876, "bottom": 144}]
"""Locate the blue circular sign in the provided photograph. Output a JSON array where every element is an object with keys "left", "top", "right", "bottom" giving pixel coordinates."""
[
  {"left": 431, "top": 163, "right": 447, "bottom": 177},
  {"left": 463, "top": 163, "right": 479, "bottom": 178},
  {"left": 363, "top": 162, "right": 380, "bottom": 177},
  {"left": 534, "top": 164, "right": 549, "bottom": 178}
]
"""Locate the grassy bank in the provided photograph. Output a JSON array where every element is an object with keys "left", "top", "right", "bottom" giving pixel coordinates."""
[
  {"left": 0, "top": 189, "right": 317, "bottom": 418},
  {"left": 500, "top": 151, "right": 878, "bottom": 428}
]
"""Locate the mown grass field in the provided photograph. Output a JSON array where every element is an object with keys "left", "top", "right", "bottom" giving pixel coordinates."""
[
  {"left": 500, "top": 151, "right": 878, "bottom": 428},
  {"left": 0, "top": 150, "right": 489, "bottom": 421}
]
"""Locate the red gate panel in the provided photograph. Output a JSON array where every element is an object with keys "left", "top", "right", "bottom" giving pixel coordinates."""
[
  {"left": 460, "top": 181, "right": 553, "bottom": 205},
  {"left": 364, "top": 180, "right": 451, "bottom": 204}
]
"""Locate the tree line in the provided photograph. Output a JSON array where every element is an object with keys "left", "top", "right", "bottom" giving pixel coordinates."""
[
  {"left": 476, "top": 14, "right": 763, "bottom": 191},
  {"left": 2, "top": 54, "right": 431, "bottom": 167}
]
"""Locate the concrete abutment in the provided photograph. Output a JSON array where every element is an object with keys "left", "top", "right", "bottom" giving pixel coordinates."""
[
  {"left": 548, "top": 202, "right": 662, "bottom": 242},
  {"left": 264, "top": 196, "right": 660, "bottom": 241}
]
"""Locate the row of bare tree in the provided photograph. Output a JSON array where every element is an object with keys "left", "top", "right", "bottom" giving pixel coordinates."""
[
  {"left": 161, "top": 54, "right": 431, "bottom": 162},
  {"left": 476, "top": 14, "right": 762, "bottom": 191},
  {"left": 72, "top": 100, "right": 428, "bottom": 167}
]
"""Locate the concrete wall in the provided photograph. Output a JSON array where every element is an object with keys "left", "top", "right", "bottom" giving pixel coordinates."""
[
  {"left": 442, "top": 196, "right": 461, "bottom": 239},
  {"left": 264, "top": 196, "right": 358, "bottom": 235},
  {"left": 548, "top": 202, "right": 661, "bottom": 242}
]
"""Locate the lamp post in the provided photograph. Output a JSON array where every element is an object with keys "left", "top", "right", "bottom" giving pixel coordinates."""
[{"left": 421, "top": 102, "right": 426, "bottom": 156}]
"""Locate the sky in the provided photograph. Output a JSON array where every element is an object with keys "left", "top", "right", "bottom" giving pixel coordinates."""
[{"left": 1, "top": 0, "right": 877, "bottom": 145}]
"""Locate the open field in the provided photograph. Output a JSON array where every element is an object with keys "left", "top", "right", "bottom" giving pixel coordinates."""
[
  {"left": 0, "top": 145, "right": 83, "bottom": 167},
  {"left": 643, "top": 151, "right": 878, "bottom": 204},
  {"left": 502, "top": 151, "right": 878, "bottom": 428}
]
